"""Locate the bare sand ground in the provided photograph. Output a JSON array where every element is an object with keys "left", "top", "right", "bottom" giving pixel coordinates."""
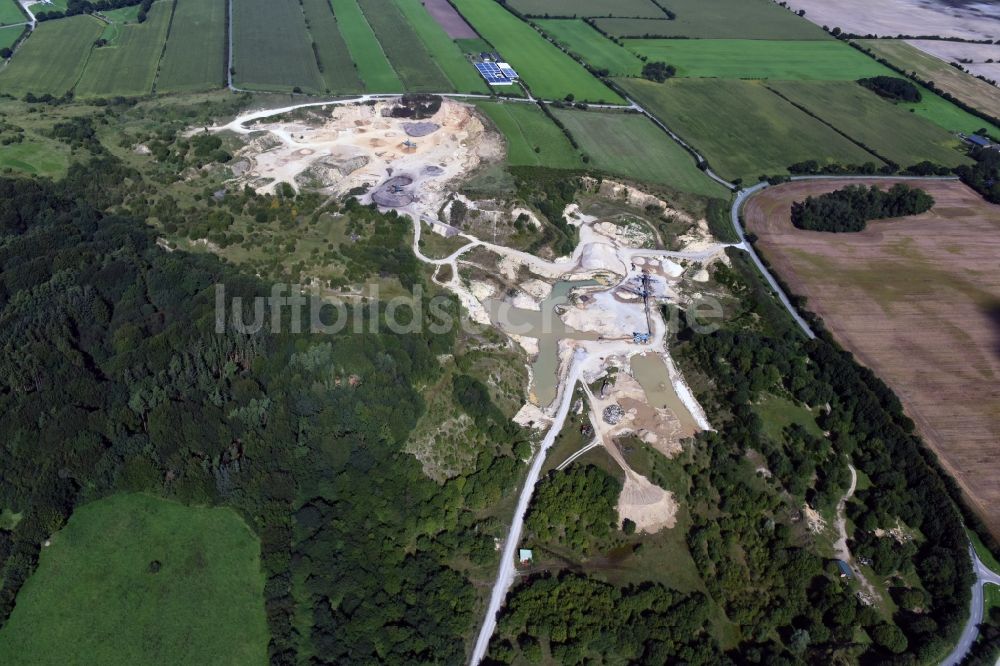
[
  {"left": 786, "top": 0, "right": 1000, "bottom": 41},
  {"left": 906, "top": 40, "right": 1000, "bottom": 84},
  {"left": 745, "top": 179, "right": 1000, "bottom": 539}
]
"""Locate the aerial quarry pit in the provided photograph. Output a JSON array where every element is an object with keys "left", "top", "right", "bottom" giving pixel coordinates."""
[{"left": 217, "top": 95, "right": 723, "bottom": 546}]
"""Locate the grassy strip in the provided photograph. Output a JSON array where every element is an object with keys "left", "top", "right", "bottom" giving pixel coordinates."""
[
  {"left": 232, "top": 0, "right": 324, "bottom": 93},
  {"left": 625, "top": 39, "right": 891, "bottom": 80},
  {"left": 156, "top": 0, "right": 227, "bottom": 92},
  {"left": 550, "top": 107, "right": 728, "bottom": 197},
  {"left": 592, "top": 0, "right": 828, "bottom": 39},
  {"left": 617, "top": 78, "right": 878, "bottom": 182},
  {"left": 474, "top": 101, "right": 582, "bottom": 168},
  {"left": 329, "top": 0, "right": 402, "bottom": 92},
  {"left": 392, "top": 0, "right": 487, "bottom": 93},
  {"left": 76, "top": 0, "right": 173, "bottom": 97},
  {"left": 537, "top": 19, "right": 641, "bottom": 76},
  {"left": 300, "top": 0, "right": 363, "bottom": 93},
  {"left": 451, "top": 0, "right": 622, "bottom": 103},
  {"left": 510, "top": 0, "right": 666, "bottom": 18},
  {"left": 357, "top": 0, "right": 450, "bottom": 91},
  {"left": 0, "top": 493, "right": 268, "bottom": 665}
]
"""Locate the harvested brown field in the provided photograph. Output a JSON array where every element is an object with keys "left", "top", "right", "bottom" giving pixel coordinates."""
[{"left": 745, "top": 179, "right": 1000, "bottom": 539}]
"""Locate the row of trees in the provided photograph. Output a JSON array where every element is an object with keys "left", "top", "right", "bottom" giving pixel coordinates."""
[{"left": 790, "top": 183, "right": 935, "bottom": 232}]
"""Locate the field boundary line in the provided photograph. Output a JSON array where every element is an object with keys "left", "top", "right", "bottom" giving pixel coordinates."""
[
  {"left": 150, "top": 0, "right": 179, "bottom": 94},
  {"left": 764, "top": 84, "right": 893, "bottom": 168},
  {"left": 66, "top": 15, "right": 104, "bottom": 95}
]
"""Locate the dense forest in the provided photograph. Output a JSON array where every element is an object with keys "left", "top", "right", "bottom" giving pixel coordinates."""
[
  {"left": 790, "top": 183, "right": 935, "bottom": 232},
  {"left": 0, "top": 152, "right": 534, "bottom": 663},
  {"left": 858, "top": 76, "right": 922, "bottom": 103},
  {"left": 523, "top": 464, "right": 621, "bottom": 556}
]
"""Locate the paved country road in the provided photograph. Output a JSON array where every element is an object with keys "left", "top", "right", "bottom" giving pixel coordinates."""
[{"left": 941, "top": 544, "right": 1000, "bottom": 666}]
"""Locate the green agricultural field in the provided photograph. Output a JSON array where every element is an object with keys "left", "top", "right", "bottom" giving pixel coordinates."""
[
  {"left": 0, "top": 0, "right": 25, "bottom": 26},
  {"left": 300, "top": 0, "right": 363, "bottom": 93},
  {"left": 0, "top": 16, "right": 102, "bottom": 96},
  {"left": 593, "top": 0, "right": 828, "bottom": 39},
  {"left": 618, "top": 78, "right": 881, "bottom": 182},
  {"left": 625, "top": 39, "right": 892, "bottom": 80},
  {"left": 75, "top": 1, "right": 171, "bottom": 97},
  {"left": 392, "top": 0, "right": 488, "bottom": 93},
  {"left": 330, "top": 0, "right": 403, "bottom": 92},
  {"left": 0, "top": 493, "right": 268, "bottom": 665},
  {"left": 858, "top": 39, "right": 1000, "bottom": 123},
  {"left": 232, "top": 0, "right": 324, "bottom": 93},
  {"left": 901, "top": 88, "right": 1000, "bottom": 138},
  {"left": 156, "top": 0, "right": 227, "bottom": 93},
  {"left": 451, "top": 0, "right": 623, "bottom": 103},
  {"left": 510, "top": 0, "right": 666, "bottom": 18},
  {"left": 551, "top": 107, "right": 728, "bottom": 196},
  {"left": 358, "top": 0, "right": 450, "bottom": 91},
  {"left": 0, "top": 23, "right": 23, "bottom": 50},
  {"left": 475, "top": 101, "right": 582, "bottom": 168},
  {"left": 537, "top": 19, "right": 641, "bottom": 76},
  {"left": 768, "top": 81, "right": 972, "bottom": 168}
]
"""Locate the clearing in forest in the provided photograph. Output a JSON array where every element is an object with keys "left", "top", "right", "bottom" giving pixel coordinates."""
[{"left": 0, "top": 493, "right": 269, "bottom": 664}]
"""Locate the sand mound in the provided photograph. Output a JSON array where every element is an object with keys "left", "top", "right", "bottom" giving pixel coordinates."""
[{"left": 618, "top": 473, "right": 677, "bottom": 533}]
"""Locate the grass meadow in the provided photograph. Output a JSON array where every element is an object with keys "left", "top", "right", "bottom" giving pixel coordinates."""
[
  {"left": 392, "top": 0, "right": 488, "bottom": 93},
  {"left": 358, "top": 0, "right": 451, "bottom": 91},
  {"left": 232, "top": 0, "right": 324, "bottom": 93},
  {"left": 330, "top": 0, "right": 403, "bottom": 92},
  {"left": 537, "top": 19, "right": 641, "bottom": 76},
  {"left": 451, "top": 0, "right": 623, "bottom": 103},
  {"left": 593, "top": 0, "right": 828, "bottom": 39},
  {"left": 551, "top": 108, "right": 728, "bottom": 197},
  {"left": 618, "top": 78, "right": 881, "bottom": 181},
  {"left": 76, "top": 0, "right": 172, "bottom": 97},
  {"left": 0, "top": 23, "right": 23, "bottom": 50},
  {"left": 510, "top": 0, "right": 666, "bottom": 17},
  {"left": 300, "top": 0, "right": 364, "bottom": 92},
  {"left": 156, "top": 0, "right": 227, "bottom": 92},
  {"left": 625, "top": 39, "right": 892, "bottom": 80},
  {"left": 0, "top": 0, "right": 24, "bottom": 26},
  {"left": 0, "top": 16, "right": 102, "bottom": 96},
  {"left": 768, "top": 81, "right": 972, "bottom": 168},
  {"left": 0, "top": 493, "right": 268, "bottom": 665},
  {"left": 475, "top": 102, "right": 582, "bottom": 168}
]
